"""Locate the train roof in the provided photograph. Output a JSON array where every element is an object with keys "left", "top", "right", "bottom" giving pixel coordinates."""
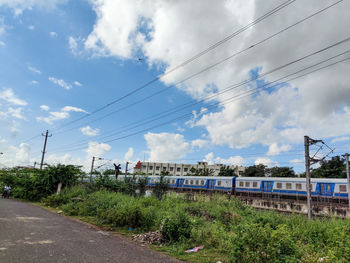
[{"left": 236, "top": 177, "right": 347, "bottom": 183}]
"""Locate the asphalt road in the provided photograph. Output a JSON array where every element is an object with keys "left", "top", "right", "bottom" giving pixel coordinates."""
[{"left": 0, "top": 198, "right": 181, "bottom": 263}]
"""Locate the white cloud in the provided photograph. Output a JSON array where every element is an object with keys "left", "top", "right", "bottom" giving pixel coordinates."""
[
  {"left": 0, "top": 136, "right": 7, "bottom": 143},
  {"left": 267, "top": 143, "right": 292, "bottom": 156},
  {"left": 124, "top": 147, "right": 134, "bottom": 160},
  {"left": 49, "top": 77, "right": 73, "bottom": 90},
  {"left": 191, "top": 139, "right": 208, "bottom": 148},
  {"left": 0, "top": 89, "right": 27, "bottom": 106},
  {"left": 83, "top": 0, "right": 350, "bottom": 151},
  {"left": 85, "top": 141, "right": 111, "bottom": 157},
  {"left": 68, "top": 36, "right": 85, "bottom": 56},
  {"left": 144, "top": 132, "right": 191, "bottom": 162},
  {"left": 73, "top": 81, "right": 82, "bottom": 87},
  {"left": 290, "top": 159, "right": 303, "bottom": 165},
  {"left": 254, "top": 157, "right": 278, "bottom": 167},
  {"left": 28, "top": 25, "right": 35, "bottom": 30},
  {"left": 29, "top": 80, "right": 39, "bottom": 85},
  {"left": 36, "top": 105, "right": 87, "bottom": 124},
  {"left": 28, "top": 66, "right": 41, "bottom": 74},
  {"left": 40, "top": 105, "right": 49, "bottom": 111},
  {"left": 8, "top": 107, "right": 25, "bottom": 120},
  {"left": 0, "top": 0, "right": 66, "bottom": 16},
  {"left": 49, "top": 31, "right": 57, "bottom": 38},
  {"left": 6, "top": 143, "right": 31, "bottom": 164},
  {"left": 331, "top": 136, "right": 350, "bottom": 144},
  {"left": 204, "top": 152, "right": 244, "bottom": 166},
  {"left": 80, "top": 125, "right": 99, "bottom": 136}
]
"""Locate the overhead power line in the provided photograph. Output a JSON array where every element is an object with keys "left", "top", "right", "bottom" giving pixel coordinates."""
[
  {"left": 40, "top": 0, "right": 298, "bottom": 133},
  {"left": 52, "top": 0, "right": 344, "bottom": 139},
  {"left": 53, "top": 42, "right": 350, "bottom": 153}
]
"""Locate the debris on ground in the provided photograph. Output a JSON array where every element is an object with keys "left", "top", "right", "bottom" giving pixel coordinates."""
[
  {"left": 57, "top": 210, "right": 63, "bottom": 214},
  {"left": 185, "top": 245, "right": 204, "bottom": 253},
  {"left": 132, "top": 231, "right": 163, "bottom": 244}
]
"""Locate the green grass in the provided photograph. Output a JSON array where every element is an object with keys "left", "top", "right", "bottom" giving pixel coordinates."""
[{"left": 40, "top": 186, "right": 350, "bottom": 263}]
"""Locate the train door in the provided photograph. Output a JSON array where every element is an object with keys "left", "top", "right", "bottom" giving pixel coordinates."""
[
  {"left": 318, "top": 183, "right": 334, "bottom": 196},
  {"left": 262, "top": 181, "right": 273, "bottom": 193},
  {"left": 208, "top": 179, "right": 216, "bottom": 190},
  {"left": 176, "top": 178, "right": 185, "bottom": 188}
]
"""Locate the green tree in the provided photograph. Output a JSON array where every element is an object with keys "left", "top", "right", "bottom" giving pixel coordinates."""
[
  {"left": 243, "top": 164, "right": 266, "bottom": 177},
  {"left": 153, "top": 171, "right": 169, "bottom": 200},
  {"left": 188, "top": 167, "right": 214, "bottom": 176},
  {"left": 266, "top": 167, "right": 296, "bottom": 177},
  {"left": 310, "top": 155, "right": 346, "bottom": 178},
  {"left": 218, "top": 166, "right": 236, "bottom": 177}
]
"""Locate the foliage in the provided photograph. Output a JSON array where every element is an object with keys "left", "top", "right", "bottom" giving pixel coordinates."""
[
  {"left": 311, "top": 156, "right": 346, "bottom": 178},
  {"left": 218, "top": 166, "right": 236, "bottom": 177},
  {"left": 153, "top": 171, "right": 169, "bottom": 200},
  {"left": 42, "top": 186, "right": 350, "bottom": 262},
  {"left": 244, "top": 165, "right": 297, "bottom": 177},
  {"left": 188, "top": 167, "right": 214, "bottom": 177},
  {"left": 0, "top": 164, "right": 82, "bottom": 201}
]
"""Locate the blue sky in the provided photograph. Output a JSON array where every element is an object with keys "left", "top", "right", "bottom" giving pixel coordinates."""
[{"left": 0, "top": 0, "right": 350, "bottom": 173}]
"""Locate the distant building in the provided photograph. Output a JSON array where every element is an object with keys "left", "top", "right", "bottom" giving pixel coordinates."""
[{"left": 133, "top": 161, "right": 245, "bottom": 177}]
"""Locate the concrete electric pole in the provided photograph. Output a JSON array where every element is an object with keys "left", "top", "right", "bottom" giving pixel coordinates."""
[
  {"left": 90, "top": 156, "right": 103, "bottom": 182},
  {"left": 342, "top": 153, "right": 350, "bottom": 213},
  {"left": 40, "top": 130, "right": 52, "bottom": 170}
]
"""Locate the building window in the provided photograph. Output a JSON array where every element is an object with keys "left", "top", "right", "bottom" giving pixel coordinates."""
[
  {"left": 155, "top": 174, "right": 159, "bottom": 176},
  {"left": 277, "top": 183, "right": 282, "bottom": 189},
  {"left": 170, "top": 167, "right": 174, "bottom": 171},
  {"left": 163, "top": 167, "right": 166, "bottom": 171},
  {"left": 217, "top": 181, "right": 221, "bottom": 186},
  {"left": 177, "top": 167, "right": 181, "bottom": 172},
  {"left": 156, "top": 166, "right": 160, "bottom": 171},
  {"left": 339, "top": 185, "right": 347, "bottom": 192},
  {"left": 296, "top": 183, "right": 302, "bottom": 190},
  {"left": 201, "top": 180, "right": 205, "bottom": 185},
  {"left": 239, "top": 182, "right": 244, "bottom": 187},
  {"left": 253, "top": 182, "right": 258, "bottom": 187},
  {"left": 184, "top": 168, "right": 188, "bottom": 172},
  {"left": 245, "top": 182, "right": 250, "bottom": 187},
  {"left": 149, "top": 166, "right": 153, "bottom": 170},
  {"left": 142, "top": 166, "right": 146, "bottom": 170},
  {"left": 239, "top": 171, "right": 243, "bottom": 176},
  {"left": 286, "top": 183, "right": 292, "bottom": 189}
]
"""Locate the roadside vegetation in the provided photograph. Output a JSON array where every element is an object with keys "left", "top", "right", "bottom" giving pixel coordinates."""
[{"left": 1, "top": 166, "right": 349, "bottom": 262}]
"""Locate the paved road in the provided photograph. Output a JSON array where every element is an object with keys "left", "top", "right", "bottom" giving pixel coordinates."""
[{"left": 0, "top": 198, "right": 181, "bottom": 263}]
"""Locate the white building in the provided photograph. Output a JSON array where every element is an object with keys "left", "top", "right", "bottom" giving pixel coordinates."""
[{"left": 134, "top": 161, "right": 245, "bottom": 177}]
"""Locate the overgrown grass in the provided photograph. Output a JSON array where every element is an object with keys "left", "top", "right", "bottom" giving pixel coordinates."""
[{"left": 42, "top": 186, "right": 350, "bottom": 263}]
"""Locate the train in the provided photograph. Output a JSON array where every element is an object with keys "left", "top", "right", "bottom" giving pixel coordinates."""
[{"left": 116, "top": 175, "right": 349, "bottom": 201}]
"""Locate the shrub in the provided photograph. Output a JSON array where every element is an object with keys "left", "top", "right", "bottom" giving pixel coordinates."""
[{"left": 161, "top": 209, "right": 192, "bottom": 243}]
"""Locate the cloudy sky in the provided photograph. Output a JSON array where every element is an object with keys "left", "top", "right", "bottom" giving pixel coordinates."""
[{"left": 0, "top": 0, "right": 350, "bottom": 172}]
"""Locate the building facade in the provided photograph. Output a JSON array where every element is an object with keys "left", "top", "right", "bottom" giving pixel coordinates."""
[{"left": 134, "top": 161, "right": 245, "bottom": 177}]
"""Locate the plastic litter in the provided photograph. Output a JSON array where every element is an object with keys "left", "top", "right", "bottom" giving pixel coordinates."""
[
  {"left": 128, "top": 227, "right": 133, "bottom": 231},
  {"left": 185, "top": 245, "right": 204, "bottom": 253}
]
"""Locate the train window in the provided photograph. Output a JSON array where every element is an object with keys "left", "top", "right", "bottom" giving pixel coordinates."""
[
  {"left": 195, "top": 180, "right": 199, "bottom": 185},
  {"left": 277, "top": 183, "right": 282, "bottom": 189},
  {"left": 177, "top": 167, "right": 181, "bottom": 172},
  {"left": 170, "top": 167, "right": 174, "bottom": 171},
  {"left": 201, "top": 180, "right": 205, "bottom": 185},
  {"left": 245, "top": 182, "right": 250, "bottom": 187},
  {"left": 286, "top": 183, "right": 292, "bottom": 189},
  {"left": 185, "top": 180, "right": 188, "bottom": 184},
  {"left": 156, "top": 166, "right": 160, "bottom": 171},
  {"left": 253, "top": 182, "right": 257, "bottom": 187},
  {"left": 239, "top": 182, "right": 244, "bottom": 187},
  {"left": 327, "top": 185, "right": 331, "bottom": 191},
  {"left": 296, "top": 183, "right": 302, "bottom": 190},
  {"left": 190, "top": 180, "right": 193, "bottom": 185},
  {"left": 217, "top": 181, "right": 221, "bottom": 186},
  {"left": 339, "top": 185, "right": 347, "bottom": 192},
  {"left": 149, "top": 166, "right": 153, "bottom": 170}
]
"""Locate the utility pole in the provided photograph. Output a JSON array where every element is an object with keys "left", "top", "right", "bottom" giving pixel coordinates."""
[
  {"left": 125, "top": 161, "right": 129, "bottom": 181},
  {"left": 342, "top": 153, "right": 350, "bottom": 213},
  {"left": 40, "top": 130, "right": 52, "bottom": 170},
  {"left": 90, "top": 156, "right": 103, "bottom": 182},
  {"left": 304, "top": 136, "right": 325, "bottom": 220}
]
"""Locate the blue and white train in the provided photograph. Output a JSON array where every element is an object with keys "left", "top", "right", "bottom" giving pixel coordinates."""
[{"left": 123, "top": 175, "right": 349, "bottom": 200}]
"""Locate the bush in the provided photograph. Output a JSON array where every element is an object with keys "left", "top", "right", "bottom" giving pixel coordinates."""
[{"left": 161, "top": 209, "right": 192, "bottom": 243}]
